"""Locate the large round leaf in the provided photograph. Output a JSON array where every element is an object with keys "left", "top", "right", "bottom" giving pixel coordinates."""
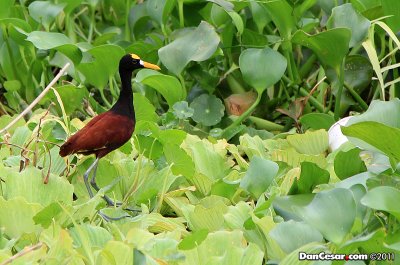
[
  {"left": 361, "top": 186, "right": 400, "bottom": 220},
  {"left": 294, "top": 188, "right": 356, "bottom": 244},
  {"left": 77, "top": 44, "right": 125, "bottom": 88},
  {"left": 344, "top": 55, "right": 373, "bottom": 93},
  {"left": 158, "top": 21, "right": 220, "bottom": 75},
  {"left": 27, "top": 31, "right": 82, "bottom": 64},
  {"left": 326, "top": 3, "right": 370, "bottom": 47},
  {"left": 135, "top": 69, "right": 186, "bottom": 107},
  {"left": 292, "top": 28, "right": 351, "bottom": 73},
  {"left": 190, "top": 94, "right": 225, "bottom": 126},
  {"left": 264, "top": 0, "right": 296, "bottom": 39},
  {"left": 28, "top": 1, "right": 65, "bottom": 30},
  {"left": 0, "top": 18, "right": 32, "bottom": 45},
  {"left": 146, "top": 0, "right": 175, "bottom": 25},
  {"left": 239, "top": 48, "right": 287, "bottom": 93},
  {"left": 346, "top": 99, "right": 400, "bottom": 128},
  {"left": 341, "top": 121, "right": 400, "bottom": 163},
  {"left": 5, "top": 167, "right": 73, "bottom": 206},
  {"left": 239, "top": 156, "right": 279, "bottom": 199},
  {"left": 269, "top": 221, "right": 324, "bottom": 254}
]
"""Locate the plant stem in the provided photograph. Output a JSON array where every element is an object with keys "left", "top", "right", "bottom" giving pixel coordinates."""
[
  {"left": 227, "top": 74, "right": 246, "bottom": 94},
  {"left": 333, "top": 62, "right": 345, "bottom": 120},
  {"left": 248, "top": 116, "right": 284, "bottom": 131},
  {"left": 178, "top": 74, "right": 186, "bottom": 94},
  {"left": 298, "top": 87, "right": 333, "bottom": 115},
  {"left": 299, "top": 54, "right": 317, "bottom": 78},
  {"left": 344, "top": 84, "right": 368, "bottom": 110},
  {"left": 178, "top": 0, "right": 184, "bottom": 28},
  {"left": 125, "top": 0, "right": 133, "bottom": 41},
  {"left": 99, "top": 88, "right": 112, "bottom": 108},
  {"left": 88, "top": 7, "right": 95, "bottom": 43}
]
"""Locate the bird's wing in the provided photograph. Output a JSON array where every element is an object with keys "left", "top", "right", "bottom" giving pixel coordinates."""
[{"left": 59, "top": 113, "right": 134, "bottom": 157}]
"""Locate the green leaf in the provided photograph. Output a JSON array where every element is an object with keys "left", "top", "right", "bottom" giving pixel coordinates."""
[
  {"left": 146, "top": 0, "right": 176, "bottom": 25},
  {"left": 239, "top": 48, "right": 287, "bottom": 93},
  {"left": 286, "top": 129, "right": 329, "bottom": 155},
  {"left": 4, "top": 80, "right": 21, "bottom": 92},
  {"left": 187, "top": 140, "right": 229, "bottom": 181},
  {"left": 57, "top": 0, "right": 84, "bottom": 14},
  {"left": 270, "top": 148, "right": 327, "bottom": 169},
  {"left": 341, "top": 121, "right": 400, "bottom": 162},
  {"left": 173, "top": 101, "right": 194, "bottom": 119},
  {"left": 134, "top": 135, "right": 163, "bottom": 159},
  {"left": 239, "top": 134, "right": 267, "bottom": 159},
  {"left": 300, "top": 113, "right": 335, "bottom": 130},
  {"left": 159, "top": 21, "right": 220, "bottom": 75},
  {"left": 180, "top": 230, "right": 263, "bottom": 265},
  {"left": 164, "top": 143, "right": 195, "bottom": 179},
  {"left": 326, "top": 3, "right": 370, "bottom": 47},
  {"left": 28, "top": 1, "right": 65, "bottom": 30},
  {"left": 207, "top": 0, "right": 233, "bottom": 11},
  {"left": 26, "top": 31, "right": 82, "bottom": 64},
  {"left": 382, "top": 0, "right": 400, "bottom": 32},
  {"left": 0, "top": 18, "right": 32, "bottom": 44},
  {"left": 240, "top": 156, "right": 279, "bottom": 199},
  {"left": 346, "top": 99, "right": 400, "bottom": 128},
  {"left": 188, "top": 195, "right": 228, "bottom": 232},
  {"left": 288, "top": 162, "right": 330, "bottom": 195},
  {"left": 292, "top": 28, "right": 351, "bottom": 72},
  {"left": 249, "top": 2, "right": 271, "bottom": 33},
  {"left": 0, "top": 197, "right": 42, "bottom": 238},
  {"left": 69, "top": 224, "right": 113, "bottom": 248},
  {"left": 77, "top": 44, "right": 125, "bottom": 88},
  {"left": 334, "top": 148, "right": 367, "bottom": 180},
  {"left": 190, "top": 94, "right": 225, "bottom": 126},
  {"left": 98, "top": 241, "right": 133, "bottom": 264},
  {"left": 48, "top": 84, "right": 87, "bottom": 115},
  {"left": 273, "top": 194, "right": 315, "bottom": 221},
  {"left": 269, "top": 221, "right": 324, "bottom": 254},
  {"left": 264, "top": 0, "right": 296, "bottom": 39},
  {"left": 0, "top": 114, "right": 25, "bottom": 134},
  {"left": 295, "top": 188, "right": 356, "bottom": 244},
  {"left": 5, "top": 167, "right": 73, "bottom": 207},
  {"left": 135, "top": 69, "right": 186, "bottom": 107},
  {"left": 134, "top": 93, "right": 158, "bottom": 123},
  {"left": 178, "top": 229, "right": 209, "bottom": 250},
  {"left": 33, "top": 202, "right": 63, "bottom": 228},
  {"left": 208, "top": 0, "right": 244, "bottom": 34},
  {"left": 339, "top": 229, "right": 389, "bottom": 254},
  {"left": 361, "top": 186, "right": 400, "bottom": 220},
  {"left": 0, "top": 0, "right": 14, "bottom": 19},
  {"left": 344, "top": 55, "right": 373, "bottom": 93}
]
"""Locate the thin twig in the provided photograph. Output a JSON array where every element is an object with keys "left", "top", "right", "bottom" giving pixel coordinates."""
[
  {"left": 0, "top": 243, "right": 44, "bottom": 265},
  {"left": 0, "top": 63, "right": 70, "bottom": 135},
  {"left": 0, "top": 142, "right": 33, "bottom": 153}
]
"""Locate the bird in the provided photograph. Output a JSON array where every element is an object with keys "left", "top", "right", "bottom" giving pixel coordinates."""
[{"left": 59, "top": 53, "right": 160, "bottom": 210}]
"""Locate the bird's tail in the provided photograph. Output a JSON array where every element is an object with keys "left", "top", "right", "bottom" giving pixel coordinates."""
[{"left": 59, "top": 142, "right": 72, "bottom": 157}]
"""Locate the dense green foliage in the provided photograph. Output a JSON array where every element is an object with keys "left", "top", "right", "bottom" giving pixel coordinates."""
[{"left": 1, "top": 0, "right": 400, "bottom": 264}]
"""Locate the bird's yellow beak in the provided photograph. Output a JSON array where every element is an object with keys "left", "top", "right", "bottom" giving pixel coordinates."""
[{"left": 141, "top": 60, "right": 161, "bottom": 70}]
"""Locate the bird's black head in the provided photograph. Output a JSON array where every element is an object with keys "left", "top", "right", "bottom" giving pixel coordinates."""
[{"left": 119, "top": 54, "right": 160, "bottom": 72}]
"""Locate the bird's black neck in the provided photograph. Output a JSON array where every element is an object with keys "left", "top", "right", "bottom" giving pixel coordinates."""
[{"left": 110, "top": 69, "right": 135, "bottom": 121}]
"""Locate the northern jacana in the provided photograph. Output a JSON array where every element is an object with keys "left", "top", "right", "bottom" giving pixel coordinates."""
[{"left": 59, "top": 54, "right": 160, "bottom": 210}]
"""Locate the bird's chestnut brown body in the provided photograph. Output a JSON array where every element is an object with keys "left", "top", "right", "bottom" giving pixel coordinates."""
[{"left": 59, "top": 111, "right": 134, "bottom": 158}]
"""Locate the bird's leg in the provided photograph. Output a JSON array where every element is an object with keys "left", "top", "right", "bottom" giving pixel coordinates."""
[
  {"left": 98, "top": 210, "right": 130, "bottom": 222},
  {"left": 83, "top": 157, "right": 99, "bottom": 198},
  {"left": 87, "top": 159, "right": 139, "bottom": 214},
  {"left": 89, "top": 163, "right": 122, "bottom": 207}
]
